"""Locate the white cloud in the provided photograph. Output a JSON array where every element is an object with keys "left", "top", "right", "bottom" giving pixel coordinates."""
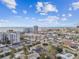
[
  {"left": 62, "top": 14, "right": 66, "bottom": 17},
  {"left": 0, "top": 19, "right": 11, "bottom": 27},
  {"left": 69, "top": 7, "right": 72, "bottom": 11},
  {"left": 31, "top": 16, "right": 59, "bottom": 27},
  {"left": 33, "top": 16, "right": 60, "bottom": 27},
  {"left": 37, "top": 16, "right": 59, "bottom": 22},
  {"left": 61, "top": 17, "right": 67, "bottom": 21},
  {"left": 36, "top": 2, "right": 43, "bottom": 12},
  {"left": 37, "top": 15, "right": 69, "bottom": 24},
  {"left": 31, "top": 16, "right": 70, "bottom": 27},
  {"left": 37, "top": 2, "right": 43, "bottom": 8},
  {"left": 44, "top": 3, "right": 58, "bottom": 13},
  {"left": 23, "top": 10, "right": 27, "bottom": 14},
  {"left": 0, "top": 15, "right": 71, "bottom": 27},
  {"left": 46, "top": 16, "right": 59, "bottom": 22},
  {"left": 25, "top": 17, "right": 29, "bottom": 20},
  {"left": 72, "top": 2, "right": 79, "bottom": 10},
  {"left": 61, "top": 13, "right": 72, "bottom": 21},
  {"left": 36, "top": 2, "right": 58, "bottom": 15},
  {"left": 40, "top": 13, "right": 47, "bottom": 15},
  {"left": 2, "top": 0, "right": 17, "bottom": 9},
  {"left": 29, "top": 5, "right": 32, "bottom": 8},
  {"left": 68, "top": 13, "right": 72, "bottom": 17},
  {"left": 0, "top": 19, "right": 9, "bottom": 23},
  {"left": 12, "top": 9, "right": 17, "bottom": 14},
  {"left": 31, "top": 17, "right": 35, "bottom": 20},
  {"left": 62, "top": 13, "right": 72, "bottom": 17}
]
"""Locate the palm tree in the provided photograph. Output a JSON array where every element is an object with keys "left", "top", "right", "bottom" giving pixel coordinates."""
[
  {"left": 40, "top": 52, "right": 47, "bottom": 59},
  {"left": 48, "top": 43, "right": 57, "bottom": 59},
  {"left": 9, "top": 47, "right": 16, "bottom": 59},
  {"left": 22, "top": 44, "right": 29, "bottom": 59}
]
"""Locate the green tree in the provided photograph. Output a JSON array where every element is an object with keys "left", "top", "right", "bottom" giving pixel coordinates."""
[
  {"left": 9, "top": 47, "right": 16, "bottom": 59},
  {"left": 48, "top": 43, "right": 56, "bottom": 59},
  {"left": 40, "top": 52, "right": 47, "bottom": 59},
  {"left": 22, "top": 44, "right": 29, "bottom": 59},
  {"left": 56, "top": 47, "right": 63, "bottom": 53}
]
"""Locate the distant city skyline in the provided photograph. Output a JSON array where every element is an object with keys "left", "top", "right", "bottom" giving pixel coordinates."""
[{"left": 0, "top": 0, "right": 79, "bottom": 27}]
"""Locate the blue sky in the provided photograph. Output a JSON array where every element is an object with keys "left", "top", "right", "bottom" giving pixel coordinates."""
[{"left": 0, "top": 0, "right": 79, "bottom": 27}]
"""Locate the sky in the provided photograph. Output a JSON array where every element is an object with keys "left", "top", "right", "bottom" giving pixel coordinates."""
[{"left": 0, "top": 0, "right": 79, "bottom": 27}]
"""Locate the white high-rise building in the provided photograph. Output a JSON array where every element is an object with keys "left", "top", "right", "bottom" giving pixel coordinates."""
[
  {"left": 24, "top": 27, "right": 33, "bottom": 33},
  {"left": 7, "top": 30, "right": 21, "bottom": 44},
  {"left": 0, "top": 32, "right": 7, "bottom": 43},
  {"left": 0, "top": 32, "right": 3, "bottom": 41},
  {"left": 33, "top": 26, "right": 38, "bottom": 34}
]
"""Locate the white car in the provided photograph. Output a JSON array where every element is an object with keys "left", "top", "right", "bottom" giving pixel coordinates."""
[{"left": 56, "top": 53, "right": 75, "bottom": 59}]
